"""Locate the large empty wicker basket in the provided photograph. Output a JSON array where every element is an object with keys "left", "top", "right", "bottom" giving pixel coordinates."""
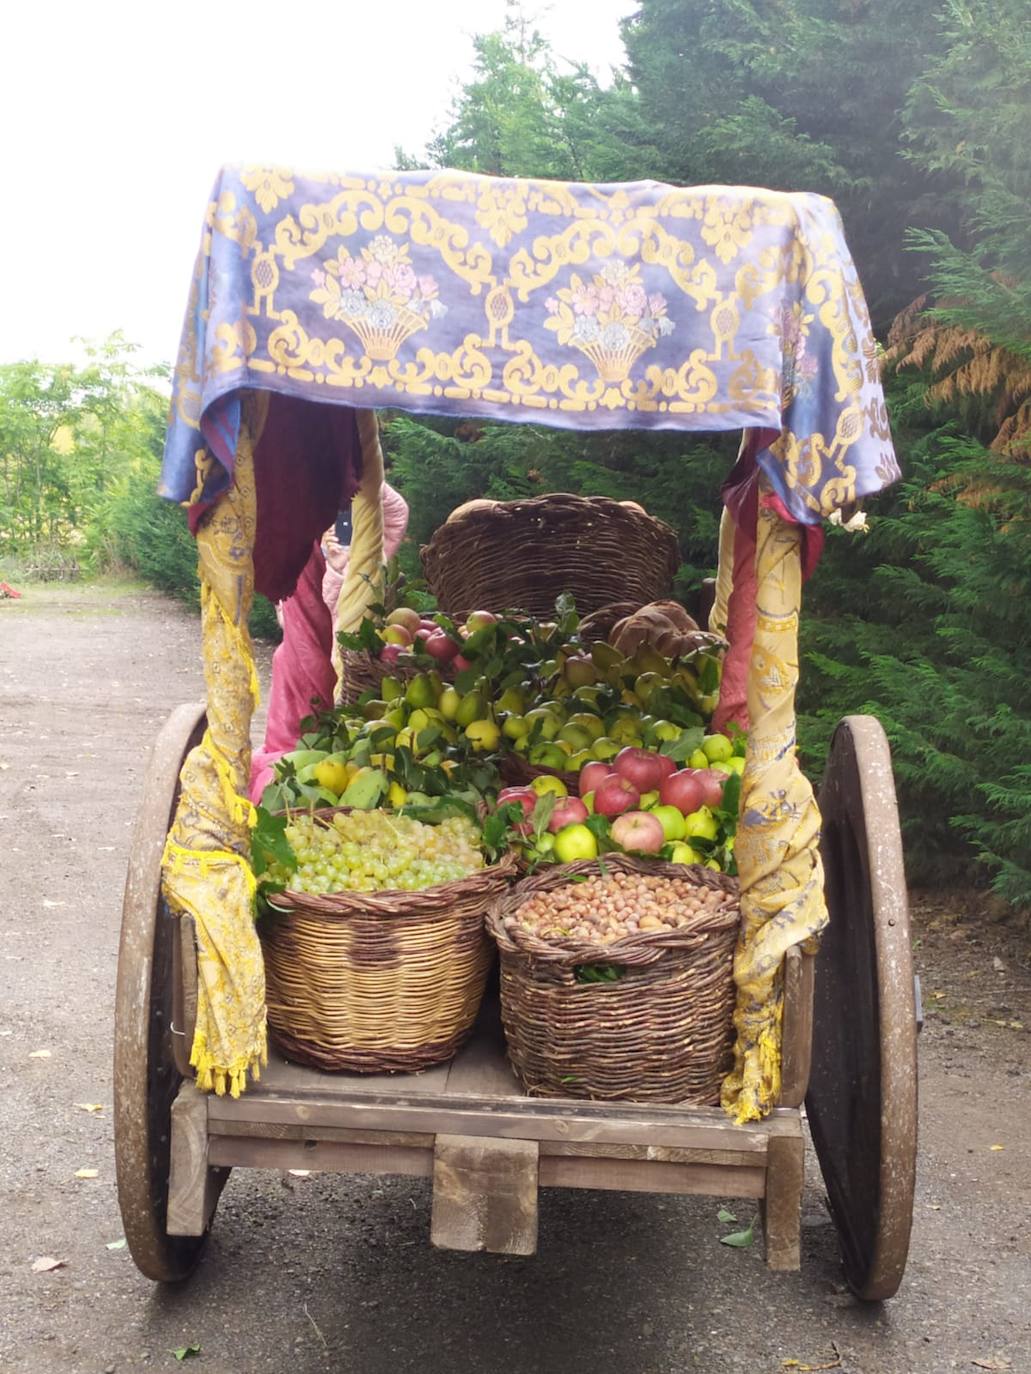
[
  {"left": 487, "top": 855, "right": 740, "bottom": 1104},
  {"left": 421, "top": 494, "right": 681, "bottom": 619},
  {"left": 261, "top": 847, "right": 517, "bottom": 1073}
]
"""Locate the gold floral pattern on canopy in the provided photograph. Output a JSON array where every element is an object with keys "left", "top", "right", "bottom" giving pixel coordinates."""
[{"left": 160, "top": 166, "right": 900, "bottom": 525}]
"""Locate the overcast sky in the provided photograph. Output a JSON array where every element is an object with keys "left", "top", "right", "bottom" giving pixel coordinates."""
[{"left": 1, "top": 0, "right": 635, "bottom": 369}]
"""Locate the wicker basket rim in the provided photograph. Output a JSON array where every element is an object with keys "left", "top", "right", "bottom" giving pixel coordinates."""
[
  {"left": 486, "top": 855, "right": 739, "bottom": 967},
  {"left": 266, "top": 808, "right": 518, "bottom": 921}
]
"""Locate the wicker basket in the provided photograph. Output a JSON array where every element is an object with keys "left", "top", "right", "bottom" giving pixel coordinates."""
[
  {"left": 260, "top": 831, "right": 518, "bottom": 1073},
  {"left": 421, "top": 494, "right": 680, "bottom": 620},
  {"left": 486, "top": 855, "right": 740, "bottom": 1104}
]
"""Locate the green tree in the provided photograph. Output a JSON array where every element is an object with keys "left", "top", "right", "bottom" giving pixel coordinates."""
[
  {"left": 0, "top": 335, "right": 166, "bottom": 552},
  {"left": 620, "top": 0, "right": 958, "bottom": 326}
]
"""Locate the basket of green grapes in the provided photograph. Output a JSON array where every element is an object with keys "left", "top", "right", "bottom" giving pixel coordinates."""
[{"left": 256, "top": 807, "right": 516, "bottom": 1073}]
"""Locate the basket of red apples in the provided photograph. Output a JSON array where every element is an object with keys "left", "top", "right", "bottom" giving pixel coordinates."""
[{"left": 496, "top": 733, "right": 743, "bottom": 877}]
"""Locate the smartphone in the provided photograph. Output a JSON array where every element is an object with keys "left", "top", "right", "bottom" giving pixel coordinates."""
[{"left": 334, "top": 506, "right": 353, "bottom": 546}]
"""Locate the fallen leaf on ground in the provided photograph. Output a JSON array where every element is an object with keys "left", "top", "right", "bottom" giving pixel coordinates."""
[
  {"left": 74, "top": 1103, "right": 104, "bottom": 1114},
  {"left": 972, "top": 1358, "right": 1012, "bottom": 1371},
  {"left": 719, "top": 1219, "right": 755, "bottom": 1248},
  {"left": 41, "top": 900, "right": 65, "bottom": 909},
  {"left": 74, "top": 1168, "right": 99, "bottom": 1179},
  {"left": 781, "top": 1345, "right": 842, "bottom": 1371},
  {"left": 105, "top": 1238, "right": 127, "bottom": 1250},
  {"left": 989, "top": 1144, "right": 1005, "bottom": 1151},
  {"left": 287, "top": 1169, "right": 311, "bottom": 1178},
  {"left": 716, "top": 1207, "right": 736, "bottom": 1223},
  {"left": 170, "top": 1344, "right": 201, "bottom": 1361},
  {"left": 29, "top": 1049, "right": 52, "bottom": 1059},
  {"left": 1008, "top": 1021, "right": 1024, "bottom": 1031},
  {"left": 31, "top": 1256, "right": 66, "bottom": 1272}
]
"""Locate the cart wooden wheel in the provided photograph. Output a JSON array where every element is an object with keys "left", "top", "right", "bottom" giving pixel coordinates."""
[
  {"left": 807, "top": 715, "right": 918, "bottom": 1301},
  {"left": 114, "top": 700, "right": 214, "bottom": 1282}
]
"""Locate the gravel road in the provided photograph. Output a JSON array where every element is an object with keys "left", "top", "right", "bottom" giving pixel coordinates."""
[{"left": 1, "top": 583, "right": 1029, "bottom": 1374}]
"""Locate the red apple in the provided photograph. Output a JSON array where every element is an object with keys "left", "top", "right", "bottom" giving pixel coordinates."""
[
  {"left": 386, "top": 607, "right": 422, "bottom": 636},
  {"left": 379, "top": 643, "right": 403, "bottom": 666},
  {"left": 381, "top": 624, "right": 412, "bottom": 646},
  {"left": 424, "top": 630, "right": 460, "bottom": 662},
  {"left": 547, "top": 796, "right": 590, "bottom": 833},
  {"left": 653, "top": 753, "right": 678, "bottom": 780},
  {"left": 594, "top": 774, "right": 641, "bottom": 818},
  {"left": 453, "top": 654, "right": 473, "bottom": 671},
  {"left": 611, "top": 810, "right": 666, "bottom": 855},
  {"left": 419, "top": 618, "right": 440, "bottom": 634},
  {"left": 579, "top": 760, "right": 613, "bottom": 797},
  {"left": 497, "top": 786, "right": 536, "bottom": 820},
  {"left": 659, "top": 768, "right": 706, "bottom": 816},
  {"left": 465, "top": 610, "right": 498, "bottom": 633},
  {"left": 614, "top": 746, "right": 668, "bottom": 793},
  {"left": 695, "top": 769, "right": 727, "bottom": 809}
]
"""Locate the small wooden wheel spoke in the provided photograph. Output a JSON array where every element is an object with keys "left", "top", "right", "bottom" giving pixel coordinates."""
[
  {"left": 114, "top": 701, "right": 213, "bottom": 1282},
  {"left": 807, "top": 716, "right": 918, "bottom": 1301}
]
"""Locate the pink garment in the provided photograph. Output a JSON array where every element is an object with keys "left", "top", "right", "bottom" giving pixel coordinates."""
[
  {"left": 250, "top": 484, "right": 411, "bottom": 804},
  {"left": 250, "top": 542, "right": 336, "bottom": 803},
  {"left": 321, "top": 482, "right": 410, "bottom": 626}
]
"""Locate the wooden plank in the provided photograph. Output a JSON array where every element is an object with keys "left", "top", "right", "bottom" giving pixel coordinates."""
[
  {"left": 166, "top": 1082, "right": 228, "bottom": 1237},
  {"left": 258, "top": 1046, "right": 454, "bottom": 1098},
  {"left": 208, "top": 1135, "right": 433, "bottom": 1178},
  {"left": 762, "top": 1132, "right": 805, "bottom": 1272},
  {"left": 780, "top": 945, "right": 815, "bottom": 1108},
  {"left": 431, "top": 1135, "right": 539, "bottom": 1256},
  {"left": 540, "top": 1140, "right": 766, "bottom": 1168},
  {"left": 209, "top": 1084, "right": 801, "bottom": 1150},
  {"left": 539, "top": 1156, "right": 766, "bottom": 1200},
  {"left": 208, "top": 1119, "right": 433, "bottom": 1148}
]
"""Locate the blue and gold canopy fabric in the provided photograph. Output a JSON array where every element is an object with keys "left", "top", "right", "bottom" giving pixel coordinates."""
[{"left": 162, "top": 165, "right": 899, "bottom": 524}]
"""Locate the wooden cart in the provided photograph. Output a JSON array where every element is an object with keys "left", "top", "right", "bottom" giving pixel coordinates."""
[{"left": 114, "top": 699, "right": 918, "bottom": 1300}]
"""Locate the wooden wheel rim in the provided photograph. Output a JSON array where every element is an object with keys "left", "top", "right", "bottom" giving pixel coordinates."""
[
  {"left": 113, "top": 701, "right": 210, "bottom": 1282},
  {"left": 807, "top": 715, "right": 918, "bottom": 1301}
]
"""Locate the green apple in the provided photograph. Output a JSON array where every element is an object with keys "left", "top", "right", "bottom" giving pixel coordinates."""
[
  {"left": 552, "top": 823, "right": 599, "bottom": 862},
  {"left": 609, "top": 716, "right": 641, "bottom": 746},
  {"left": 590, "top": 736, "right": 620, "bottom": 761},
  {"left": 530, "top": 742, "right": 569, "bottom": 770},
  {"left": 566, "top": 712, "right": 605, "bottom": 741},
  {"left": 651, "top": 805, "right": 687, "bottom": 841},
  {"left": 558, "top": 723, "right": 594, "bottom": 752},
  {"left": 502, "top": 713, "right": 531, "bottom": 741},
  {"left": 723, "top": 755, "right": 745, "bottom": 775},
  {"left": 633, "top": 672, "right": 665, "bottom": 704},
  {"left": 639, "top": 789, "right": 660, "bottom": 810},
  {"left": 650, "top": 719, "right": 681, "bottom": 743},
  {"left": 525, "top": 708, "right": 561, "bottom": 741},
  {"left": 566, "top": 749, "right": 594, "bottom": 770},
  {"left": 688, "top": 748, "right": 709, "bottom": 770},
  {"left": 702, "top": 733, "right": 734, "bottom": 763},
  {"left": 530, "top": 774, "right": 568, "bottom": 799},
  {"left": 582, "top": 790, "right": 595, "bottom": 814},
  {"left": 669, "top": 841, "right": 705, "bottom": 865}
]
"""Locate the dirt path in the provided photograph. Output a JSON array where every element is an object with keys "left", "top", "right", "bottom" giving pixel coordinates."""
[{"left": 1, "top": 582, "right": 1029, "bottom": 1374}]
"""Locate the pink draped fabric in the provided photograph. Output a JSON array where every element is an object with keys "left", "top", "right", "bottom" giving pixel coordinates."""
[
  {"left": 249, "top": 484, "right": 411, "bottom": 803},
  {"left": 250, "top": 542, "right": 336, "bottom": 802}
]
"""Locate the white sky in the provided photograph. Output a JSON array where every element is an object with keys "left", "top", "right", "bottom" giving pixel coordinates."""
[{"left": 1, "top": 0, "right": 635, "bottom": 369}]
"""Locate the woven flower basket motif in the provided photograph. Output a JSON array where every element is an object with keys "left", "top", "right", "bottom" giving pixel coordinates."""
[{"left": 487, "top": 855, "right": 740, "bottom": 1104}]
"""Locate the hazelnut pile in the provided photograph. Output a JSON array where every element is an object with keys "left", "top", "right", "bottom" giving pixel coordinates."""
[{"left": 506, "top": 871, "right": 735, "bottom": 944}]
